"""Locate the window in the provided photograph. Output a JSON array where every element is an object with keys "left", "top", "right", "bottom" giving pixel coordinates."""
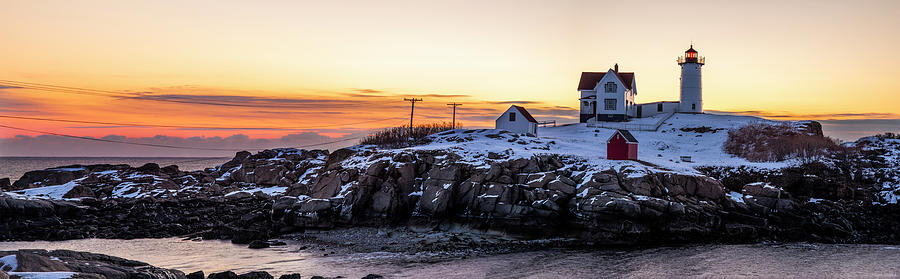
[
  {"left": 691, "top": 103, "right": 696, "bottom": 110},
  {"left": 509, "top": 112, "right": 516, "bottom": 121},
  {"left": 604, "top": 82, "right": 617, "bottom": 93},
  {"left": 657, "top": 103, "right": 663, "bottom": 112},
  {"left": 604, "top": 99, "right": 616, "bottom": 110},
  {"left": 583, "top": 101, "right": 589, "bottom": 106}
]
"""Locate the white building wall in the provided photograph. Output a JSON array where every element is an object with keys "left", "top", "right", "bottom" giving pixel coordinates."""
[
  {"left": 495, "top": 106, "right": 538, "bottom": 135},
  {"left": 637, "top": 102, "right": 680, "bottom": 117},
  {"left": 593, "top": 70, "right": 627, "bottom": 115},
  {"left": 679, "top": 63, "right": 703, "bottom": 113}
]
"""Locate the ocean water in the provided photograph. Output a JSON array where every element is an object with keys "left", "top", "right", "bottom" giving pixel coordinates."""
[
  {"left": 1, "top": 239, "right": 900, "bottom": 278},
  {"left": 0, "top": 157, "right": 230, "bottom": 181}
]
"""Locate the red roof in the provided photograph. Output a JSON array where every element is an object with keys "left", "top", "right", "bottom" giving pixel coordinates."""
[
  {"left": 607, "top": 129, "right": 638, "bottom": 143},
  {"left": 577, "top": 71, "right": 634, "bottom": 91},
  {"left": 512, "top": 105, "right": 538, "bottom": 123}
]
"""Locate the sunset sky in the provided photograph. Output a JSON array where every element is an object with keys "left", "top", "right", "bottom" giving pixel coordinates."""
[{"left": 1, "top": 0, "right": 898, "bottom": 156}]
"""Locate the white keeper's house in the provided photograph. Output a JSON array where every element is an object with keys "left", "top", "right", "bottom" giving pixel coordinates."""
[{"left": 578, "top": 45, "right": 706, "bottom": 123}]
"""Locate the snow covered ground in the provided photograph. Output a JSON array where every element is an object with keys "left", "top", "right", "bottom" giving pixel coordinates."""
[{"left": 381, "top": 113, "right": 791, "bottom": 175}]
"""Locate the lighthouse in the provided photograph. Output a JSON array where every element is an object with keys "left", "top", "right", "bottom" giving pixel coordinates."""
[{"left": 678, "top": 45, "right": 704, "bottom": 113}]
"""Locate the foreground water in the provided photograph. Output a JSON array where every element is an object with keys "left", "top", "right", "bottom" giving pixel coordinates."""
[
  {"left": 0, "top": 157, "right": 230, "bottom": 180},
  {"left": 3, "top": 239, "right": 900, "bottom": 278}
]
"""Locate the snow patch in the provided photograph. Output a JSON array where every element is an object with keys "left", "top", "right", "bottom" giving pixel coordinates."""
[{"left": 727, "top": 191, "right": 745, "bottom": 204}]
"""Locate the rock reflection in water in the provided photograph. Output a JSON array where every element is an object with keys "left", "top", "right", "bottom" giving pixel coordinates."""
[{"left": 3, "top": 239, "right": 900, "bottom": 278}]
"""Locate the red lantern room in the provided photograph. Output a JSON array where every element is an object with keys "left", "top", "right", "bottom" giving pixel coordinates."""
[
  {"left": 678, "top": 44, "right": 704, "bottom": 65},
  {"left": 685, "top": 46, "right": 697, "bottom": 59}
]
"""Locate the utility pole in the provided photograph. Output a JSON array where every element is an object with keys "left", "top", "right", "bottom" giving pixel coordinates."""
[
  {"left": 447, "top": 102, "right": 462, "bottom": 129},
  {"left": 403, "top": 98, "right": 422, "bottom": 138}
]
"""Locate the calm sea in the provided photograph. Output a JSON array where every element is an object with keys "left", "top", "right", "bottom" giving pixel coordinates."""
[{"left": 0, "top": 157, "right": 231, "bottom": 181}]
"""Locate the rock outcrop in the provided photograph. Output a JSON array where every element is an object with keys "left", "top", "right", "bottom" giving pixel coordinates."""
[
  {"left": 4, "top": 142, "right": 900, "bottom": 245},
  {"left": 0, "top": 249, "right": 185, "bottom": 279}
]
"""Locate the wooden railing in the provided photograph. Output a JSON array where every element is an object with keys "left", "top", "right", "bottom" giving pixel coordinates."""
[
  {"left": 677, "top": 56, "right": 706, "bottom": 64},
  {"left": 587, "top": 112, "right": 674, "bottom": 131}
]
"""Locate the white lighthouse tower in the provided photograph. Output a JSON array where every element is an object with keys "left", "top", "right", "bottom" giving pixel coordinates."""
[{"left": 678, "top": 45, "right": 704, "bottom": 113}]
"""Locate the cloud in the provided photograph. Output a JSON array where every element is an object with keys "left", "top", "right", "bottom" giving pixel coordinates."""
[
  {"left": 0, "top": 85, "right": 23, "bottom": 89},
  {"left": 706, "top": 110, "right": 900, "bottom": 120},
  {"left": 351, "top": 88, "right": 384, "bottom": 94},
  {"left": 0, "top": 92, "right": 43, "bottom": 113},
  {"left": 488, "top": 101, "right": 541, "bottom": 105},
  {"left": 0, "top": 132, "right": 361, "bottom": 157}
]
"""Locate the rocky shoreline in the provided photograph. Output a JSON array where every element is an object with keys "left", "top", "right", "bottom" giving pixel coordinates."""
[{"left": 1, "top": 132, "right": 899, "bottom": 248}]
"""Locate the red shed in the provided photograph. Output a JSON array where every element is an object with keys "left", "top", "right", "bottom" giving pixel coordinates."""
[{"left": 607, "top": 129, "right": 638, "bottom": 160}]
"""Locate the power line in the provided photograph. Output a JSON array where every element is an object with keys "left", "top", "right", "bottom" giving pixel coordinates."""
[
  {"left": 0, "top": 124, "right": 245, "bottom": 151},
  {"left": 0, "top": 114, "right": 404, "bottom": 130},
  {"left": 294, "top": 136, "right": 361, "bottom": 149},
  {"left": 0, "top": 124, "right": 364, "bottom": 151}
]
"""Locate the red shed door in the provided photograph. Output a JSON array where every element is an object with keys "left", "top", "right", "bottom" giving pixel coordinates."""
[{"left": 627, "top": 143, "right": 638, "bottom": 160}]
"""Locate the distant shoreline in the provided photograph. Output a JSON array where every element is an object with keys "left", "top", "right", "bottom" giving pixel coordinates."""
[{"left": 0, "top": 156, "right": 231, "bottom": 158}]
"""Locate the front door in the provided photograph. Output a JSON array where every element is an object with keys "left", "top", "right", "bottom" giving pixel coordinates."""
[{"left": 637, "top": 106, "right": 642, "bottom": 118}]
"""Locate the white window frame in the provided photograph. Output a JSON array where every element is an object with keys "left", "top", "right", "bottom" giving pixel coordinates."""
[
  {"left": 604, "top": 82, "right": 617, "bottom": 93},
  {"left": 604, "top": 99, "right": 616, "bottom": 110}
]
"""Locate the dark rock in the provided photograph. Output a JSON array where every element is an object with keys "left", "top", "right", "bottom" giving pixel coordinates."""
[
  {"left": 11, "top": 166, "right": 89, "bottom": 190},
  {"left": 62, "top": 184, "right": 95, "bottom": 199},
  {"left": 248, "top": 240, "right": 270, "bottom": 249},
  {"left": 187, "top": 271, "right": 205, "bottom": 279},
  {"left": 0, "top": 178, "right": 10, "bottom": 191},
  {"left": 361, "top": 275, "right": 385, "bottom": 279},
  {"left": 239, "top": 271, "right": 273, "bottom": 279},
  {"left": 209, "top": 271, "right": 239, "bottom": 279},
  {"left": 278, "top": 274, "right": 301, "bottom": 279},
  {"left": 0, "top": 250, "right": 185, "bottom": 279},
  {"left": 13, "top": 250, "right": 71, "bottom": 271},
  {"left": 137, "top": 163, "right": 161, "bottom": 173}
]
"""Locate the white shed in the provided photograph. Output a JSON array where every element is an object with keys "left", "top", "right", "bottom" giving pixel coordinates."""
[{"left": 495, "top": 105, "right": 538, "bottom": 136}]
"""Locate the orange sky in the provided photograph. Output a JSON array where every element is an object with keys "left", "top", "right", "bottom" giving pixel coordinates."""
[{"left": 1, "top": 0, "right": 898, "bottom": 145}]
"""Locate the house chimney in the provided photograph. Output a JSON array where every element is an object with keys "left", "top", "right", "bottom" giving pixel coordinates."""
[{"left": 614, "top": 63, "right": 619, "bottom": 72}]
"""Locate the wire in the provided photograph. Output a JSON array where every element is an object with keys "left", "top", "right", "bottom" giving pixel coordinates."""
[
  {"left": 294, "top": 136, "right": 362, "bottom": 148},
  {"left": 0, "top": 79, "right": 401, "bottom": 109},
  {"left": 0, "top": 124, "right": 244, "bottom": 151},
  {"left": 0, "top": 114, "right": 404, "bottom": 130},
  {"left": 0, "top": 124, "right": 363, "bottom": 151}
]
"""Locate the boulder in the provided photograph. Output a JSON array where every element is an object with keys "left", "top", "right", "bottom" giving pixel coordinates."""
[
  {"left": 11, "top": 167, "right": 89, "bottom": 190},
  {"left": 418, "top": 179, "right": 455, "bottom": 215},
  {"left": 297, "top": 199, "right": 332, "bottom": 213},
  {"left": 248, "top": 240, "right": 270, "bottom": 249},
  {"left": 278, "top": 274, "right": 301, "bottom": 279},
  {"left": 13, "top": 250, "right": 71, "bottom": 272},
  {"left": 187, "top": 271, "right": 205, "bottom": 279},
  {"left": 239, "top": 271, "right": 273, "bottom": 279},
  {"left": 209, "top": 271, "right": 239, "bottom": 279},
  {"left": 547, "top": 179, "right": 575, "bottom": 195},
  {"left": 62, "top": 184, "right": 95, "bottom": 199}
]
